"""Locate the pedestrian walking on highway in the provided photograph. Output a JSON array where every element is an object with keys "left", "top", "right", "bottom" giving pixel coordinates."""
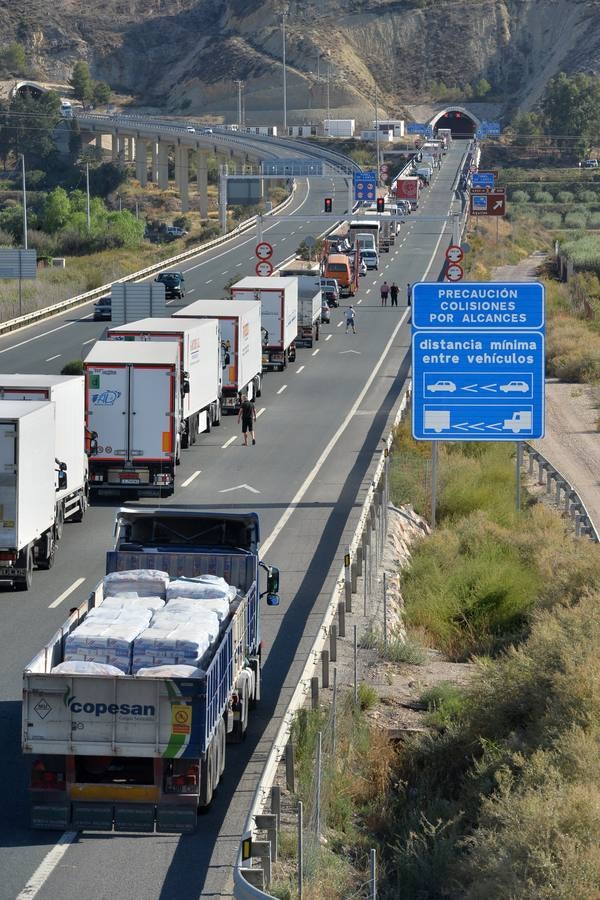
[
  {"left": 407, "top": 282, "right": 412, "bottom": 306},
  {"left": 380, "top": 281, "right": 389, "bottom": 306},
  {"left": 345, "top": 305, "right": 356, "bottom": 334},
  {"left": 390, "top": 282, "right": 399, "bottom": 306},
  {"left": 238, "top": 397, "right": 256, "bottom": 446}
]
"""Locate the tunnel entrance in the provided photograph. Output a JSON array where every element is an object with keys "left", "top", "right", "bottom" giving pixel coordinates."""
[
  {"left": 14, "top": 82, "right": 45, "bottom": 100},
  {"left": 433, "top": 110, "right": 477, "bottom": 138}
]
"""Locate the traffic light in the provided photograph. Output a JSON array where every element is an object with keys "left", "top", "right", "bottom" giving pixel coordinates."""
[
  {"left": 324, "top": 197, "right": 333, "bottom": 213},
  {"left": 376, "top": 197, "right": 385, "bottom": 213}
]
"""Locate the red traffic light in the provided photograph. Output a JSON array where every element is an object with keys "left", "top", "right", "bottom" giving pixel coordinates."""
[
  {"left": 376, "top": 197, "right": 385, "bottom": 213},
  {"left": 324, "top": 197, "right": 333, "bottom": 213}
]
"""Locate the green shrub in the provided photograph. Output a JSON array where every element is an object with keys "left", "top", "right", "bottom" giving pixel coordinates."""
[
  {"left": 578, "top": 189, "right": 597, "bottom": 203},
  {"left": 356, "top": 682, "right": 378, "bottom": 711},
  {"left": 420, "top": 682, "right": 467, "bottom": 729},
  {"left": 511, "top": 190, "right": 529, "bottom": 203},
  {"left": 541, "top": 212, "right": 562, "bottom": 228},
  {"left": 561, "top": 234, "right": 600, "bottom": 274},
  {"left": 564, "top": 211, "right": 590, "bottom": 229},
  {"left": 557, "top": 190, "right": 575, "bottom": 203},
  {"left": 589, "top": 212, "right": 600, "bottom": 228},
  {"left": 380, "top": 638, "right": 426, "bottom": 665},
  {"left": 61, "top": 359, "right": 84, "bottom": 375},
  {"left": 532, "top": 190, "right": 553, "bottom": 203}
]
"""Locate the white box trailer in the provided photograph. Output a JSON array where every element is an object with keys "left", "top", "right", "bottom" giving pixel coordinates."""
[
  {"left": 84, "top": 342, "right": 182, "bottom": 498},
  {"left": 110, "top": 283, "right": 167, "bottom": 326},
  {"left": 275, "top": 261, "right": 321, "bottom": 347},
  {"left": 0, "top": 375, "right": 87, "bottom": 524},
  {"left": 0, "top": 402, "right": 59, "bottom": 590},
  {"left": 230, "top": 277, "right": 298, "bottom": 371},
  {"left": 106, "top": 318, "right": 222, "bottom": 446},
  {"left": 174, "top": 300, "right": 262, "bottom": 412}
]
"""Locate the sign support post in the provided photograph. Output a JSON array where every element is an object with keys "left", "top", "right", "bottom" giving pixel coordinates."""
[
  {"left": 431, "top": 441, "right": 438, "bottom": 527},
  {"left": 515, "top": 441, "right": 522, "bottom": 511}
]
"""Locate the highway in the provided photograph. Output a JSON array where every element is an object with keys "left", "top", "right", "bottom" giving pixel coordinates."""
[{"left": 0, "top": 141, "right": 466, "bottom": 900}]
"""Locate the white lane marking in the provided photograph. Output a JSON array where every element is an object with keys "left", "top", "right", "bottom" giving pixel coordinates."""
[
  {"left": 325, "top": 334, "right": 332, "bottom": 341},
  {"left": 312, "top": 348, "right": 320, "bottom": 356},
  {"left": 221, "top": 271, "right": 229, "bottom": 275},
  {"left": 206, "top": 279, "right": 213, "bottom": 283},
  {"left": 261, "top": 305, "right": 411, "bottom": 556},
  {"left": 222, "top": 435, "right": 237, "bottom": 449},
  {"left": 366, "top": 288, "right": 371, "bottom": 294},
  {"left": 181, "top": 470, "right": 201, "bottom": 487},
  {"left": 296, "top": 365, "right": 305, "bottom": 373},
  {"left": 336, "top": 321, "right": 343, "bottom": 327},
  {"left": 248, "top": 256, "right": 254, "bottom": 261},
  {"left": 256, "top": 407, "right": 266, "bottom": 418},
  {"left": 45, "top": 354, "right": 61, "bottom": 362},
  {"left": 186, "top": 288, "right": 195, "bottom": 293},
  {"left": 15, "top": 831, "right": 79, "bottom": 900},
  {"left": 235, "top": 262, "right": 243, "bottom": 267},
  {"left": 280, "top": 237, "right": 287, "bottom": 242},
  {"left": 48, "top": 577, "right": 86, "bottom": 610},
  {"left": 0, "top": 317, "right": 91, "bottom": 357},
  {"left": 82, "top": 338, "right": 96, "bottom": 345},
  {"left": 357, "top": 299, "right": 362, "bottom": 305},
  {"left": 277, "top": 384, "right": 287, "bottom": 394}
]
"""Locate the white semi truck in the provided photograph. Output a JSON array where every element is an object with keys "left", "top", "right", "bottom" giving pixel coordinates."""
[
  {"left": 22, "top": 505, "right": 281, "bottom": 832},
  {"left": 0, "top": 374, "right": 88, "bottom": 525},
  {"left": 84, "top": 342, "right": 183, "bottom": 498},
  {"left": 231, "top": 277, "right": 298, "bottom": 371},
  {"left": 106, "top": 318, "right": 222, "bottom": 446},
  {"left": 275, "top": 261, "right": 321, "bottom": 347},
  {"left": 0, "top": 402, "right": 61, "bottom": 590},
  {"left": 173, "top": 300, "right": 262, "bottom": 413}
]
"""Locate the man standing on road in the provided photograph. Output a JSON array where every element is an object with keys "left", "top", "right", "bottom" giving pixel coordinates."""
[
  {"left": 406, "top": 282, "right": 412, "bottom": 306},
  {"left": 380, "top": 281, "right": 390, "bottom": 306},
  {"left": 390, "top": 282, "right": 399, "bottom": 307},
  {"left": 345, "top": 305, "right": 356, "bottom": 334},
  {"left": 238, "top": 396, "right": 257, "bottom": 446}
]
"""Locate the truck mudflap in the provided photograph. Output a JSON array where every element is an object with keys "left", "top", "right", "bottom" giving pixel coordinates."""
[
  {"left": 31, "top": 802, "right": 70, "bottom": 830},
  {"left": 33, "top": 802, "right": 199, "bottom": 833}
]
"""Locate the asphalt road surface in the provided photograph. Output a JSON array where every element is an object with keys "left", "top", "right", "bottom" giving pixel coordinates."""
[{"left": 0, "top": 141, "right": 467, "bottom": 900}]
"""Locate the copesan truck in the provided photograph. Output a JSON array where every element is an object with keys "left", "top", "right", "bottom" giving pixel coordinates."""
[
  {"left": 0, "top": 374, "right": 88, "bottom": 525},
  {"left": 230, "top": 277, "right": 298, "bottom": 372},
  {"left": 106, "top": 318, "right": 222, "bottom": 447},
  {"left": 0, "top": 402, "right": 61, "bottom": 590},
  {"left": 392, "top": 176, "right": 421, "bottom": 210},
  {"left": 22, "top": 505, "right": 281, "bottom": 832},
  {"left": 84, "top": 342, "right": 182, "bottom": 498},
  {"left": 274, "top": 260, "right": 321, "bottom": 348},
  {"left": 173, "top": 300, "right": 263, "bottom": 413}
]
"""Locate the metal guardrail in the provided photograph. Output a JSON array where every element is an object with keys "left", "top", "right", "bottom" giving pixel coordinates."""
[
  {"left": 523, "top": 443, "right": 599, "bottom": 541},
  {"left": 0, "top": 181, "right": 299, "bottom": 337},
  {"left": 233, "top": 381, "right": 412, "bottom": 898}
]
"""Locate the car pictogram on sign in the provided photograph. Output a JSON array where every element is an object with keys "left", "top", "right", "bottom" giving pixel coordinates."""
[
  {"left": 446, "top": 263, "right": 464, "bottom": 282},
  {"left": 255, "top": 242, "right": 273, "bottom": 260}
]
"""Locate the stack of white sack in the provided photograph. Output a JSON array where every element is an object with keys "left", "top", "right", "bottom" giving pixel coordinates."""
[
  {"left": 103, "top": 569, "right": 169, "bottom": 599},
  {"left": 65, "top": 603, "right": 154, "bottom": 673},
  {"left": 132, "top": 602, "right": 220, "bottom": 673},
  {"left": 136, "top": 664, "right": 204, "bottom": 678},
  {"left": 100, "top": 593, "right": 165, "bottom": 614},
  {"left": 51, "top": 660, "right": 125, "bottom": 676},
  {"left": 166, "top": 575, "right": 237, "bottom": 622}
]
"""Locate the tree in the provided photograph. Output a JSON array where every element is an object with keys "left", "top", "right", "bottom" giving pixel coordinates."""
[
  {"left": 92, "top": 82, "right": 111, "bottom": 106},
  {"left": 0, "top": 91, "right": 61, "bottom": 167},
  {"left": 0, "top": 43, "right": 27, "bottom": 75},
  {"left": 69, "top": 62, "right": 94, "bottom": 104},
  {"left": 542, "top": 71, "right": 600, "bottom": 153},
  {"left": 43, "top": 188, "right": 71, "bottom": 233},
  {"left": 473, "top": 77, "right": 492, "bottom": 99}
]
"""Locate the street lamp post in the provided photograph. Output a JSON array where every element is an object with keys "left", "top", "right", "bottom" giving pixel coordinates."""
[
  {"left": 234, "top": 80, "right": 244, "bottom": 129},
  {"left": 20, "top": 153, "right": 27, "bottom": 249},
  {"left": 282, "top": 11, "right": 288, "bottom": 131},
  {"left": 375, "top": 85, "right": 380, "bottom": 187},
  {"left": 86, "top": 162, "right": 91, "bottom": 231}
]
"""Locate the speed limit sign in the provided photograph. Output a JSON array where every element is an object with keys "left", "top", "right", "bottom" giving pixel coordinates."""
[{"left": 255, "top": 242, "right": 273, "bottom": 261}]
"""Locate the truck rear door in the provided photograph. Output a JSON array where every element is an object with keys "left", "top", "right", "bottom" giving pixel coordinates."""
[
  {"left": 0, "top": 422, "right": 17, "bottom": 547},
  {"left": 130, "top": 366, "right": 174, "bottom": 460},
  {"left": 86, "top": 366, "right": 129, "bottom": 462}
]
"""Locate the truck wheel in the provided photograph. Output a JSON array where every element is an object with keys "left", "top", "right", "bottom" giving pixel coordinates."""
[
  {"left": 218, "top": 718, "right": 226, "bottom": 778},
  {"left": 315, "top": 325, "right": 320, "bottom": 341},
  {"left": 256, "top": 378, "right": 262, "bottom": 398},
  {"left": 212, "top": 404, "right": 221, "bottom": 427},
  {"left": 181, "top": 429, "right": 189, "bottom": 450},
  {"left": 229, "top": 680, "right": 248, "bottom": 743},
  {"left": 71, "top": 491, "right": 87, "bottom": 523},
  {"left": 55, "top": 502, "right": 64, "bottom": 542},
  {"left": 38, "top": 538, "right": 56, "bottom": 571},
  {"left": 15, "top": 547, "right": 33, "bottom": 592},
  {"left": 198, "top": 746, "right": 214, "bottom": 809}
]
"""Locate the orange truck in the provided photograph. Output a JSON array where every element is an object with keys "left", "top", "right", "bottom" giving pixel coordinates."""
[{"left": 323, "top": 252, "right": 359, "bottom": 298}]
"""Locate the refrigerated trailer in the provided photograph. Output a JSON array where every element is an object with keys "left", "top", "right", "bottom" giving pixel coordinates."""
[
  {"left": 274, "top": 261, "right": 321, "bottom": 347},
  {"left": 230, "top": 277, "right": 298, "bottom": 371},
  {"left": 107, "top": 318, "right": 222, "bottom": 446},
  {"left": 0, "top": 402, "right": 59, "bottom": 589},
  {"left": 84, "top": 342, "right": 182, "bottom": 498},
  {"left": 0, "top": 375, "right": 88, "bottom": 525},
  {"left": 22, "top": 506, "right": 281, "bottom": 832},
  {"left": 173, "top": 300, "right": 262, "bottom": 413}
]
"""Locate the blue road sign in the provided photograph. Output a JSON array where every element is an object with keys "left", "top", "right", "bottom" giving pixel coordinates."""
[
  {"left": 412, "top": 331, "right": 545, "bottom": 440},
  {"left": 407, "top": 123, "right": 428, "bottom": 134},
  {"left": 411, "top": 281, "right": 545, "bottom": 441},
  {"left": 353, "top": 170, "right": 377, "bottom": 202},
  {"left": 483, "top": 121, "right": 501, "bottom": 135},
  {"left": 472, "top": 172, "right": 495, "bottom": 188},
  {"left": 412, "top": 282, "right": 545, "bottom": 330}
]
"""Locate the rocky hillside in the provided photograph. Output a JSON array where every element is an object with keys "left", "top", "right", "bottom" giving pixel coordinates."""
[{"left": 3, "top": 0, "right": 600, "bottom": 123}]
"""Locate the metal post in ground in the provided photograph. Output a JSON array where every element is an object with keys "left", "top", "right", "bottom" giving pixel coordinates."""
[
  {"left": 383, "top": 571, "right": 388, "bottom": 648},
  {"left": 363, "top": 529, "right": 368, "bottom": 616},
  {"left": 344, "top": 545, "right": 352, "bottom": 613},
  {"left": 370, "top": 848, "right": 377, "bottom": 899},
  {"left": 331, "top": 667, "right": 337, "bottom": 757},
  {"left": 431, "top": 441, "right": 439, "bottom": 526},
  {"left": 315, "top": 731, "right": 322, "bottom": 838},
  {"left": 297, "top": 801, "right": 303, "bottom": 899},
  {"left": 353, "top": 624, "right": 358, "bottom": 706},
  {"left": 516, "top": 441, "right": 522, "bottom": 511}
]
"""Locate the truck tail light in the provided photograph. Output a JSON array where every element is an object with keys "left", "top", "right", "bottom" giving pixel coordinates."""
[
  {"left": 0, "top": 552, "right": 16, "bottom": 562},
  {"left": 31, "top": 760, "right": 65, "bottom": 790},
  {"left": 91, "top": 473, "right": 104, "bottom": 483}
]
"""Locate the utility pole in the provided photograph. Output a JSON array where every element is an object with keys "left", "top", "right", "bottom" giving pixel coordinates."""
[
  {"left": 86, "top": 162, "right": 91, "bottom": 231},
  {"left": 234, "top": 80, "right": 244, "bottom": 129},
  {"left": 375, "top": 84, "right": 380, "bottom": 188},
  {"left": 282, "top": 11, "right": 288, "bottom": 131},
  {"left": 326, "top": 55, "right": 331, "bottom": 124},
  {"left": 20, "top": 154, "right": 27, "bottom": 249}
]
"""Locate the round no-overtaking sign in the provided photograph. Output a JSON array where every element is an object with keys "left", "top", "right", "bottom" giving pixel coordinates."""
[
  {"left": 255, "top": 242, "right": 273, "bottom": 261},
  {"left": 445, "top": 244, "right": 464, "bottom": 264}
]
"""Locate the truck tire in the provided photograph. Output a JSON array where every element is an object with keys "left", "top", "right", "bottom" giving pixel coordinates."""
[
  {"left": 315, "top": 324, "right": 320, "bottom": 341},
  {"left": 212, "top": 403, "right": 221, "bottom": 427},
  {"left": 256, "top": 377, "right": 262, "bottom": 398},
  {"left": 15, "top": 547, "right": 33, "bottom": 592},
  {"left": 55, "top": 502, "right": 64, "bottom": 542},
  {"left": 181, "top": 427, "right": 189, "bottom": 450},
  {"left": 198, "top": 744, "right": 215, "bottom": 808},
  {"left": 71, "top": 490, "right": 87, "bottom": 523},
  {"left": 229, "top": 679, "right": 249, "bottom": 743},
  {"left": 38, "top": 537, "right": 56, "bottom": 571},
  {"left": 218, "top": 718, "right": 226, "bottom": 778}
]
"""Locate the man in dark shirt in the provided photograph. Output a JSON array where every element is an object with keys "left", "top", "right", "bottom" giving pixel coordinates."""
[{"left": 238, "top": 397, "right": 257, "bottom": 446}]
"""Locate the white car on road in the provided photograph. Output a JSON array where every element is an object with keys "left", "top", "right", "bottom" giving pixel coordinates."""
[
  {"left": 500, "top": 380, "right": 528, "bottom": 393},
  {"left": 428, "top": 380, "right": 456, "bottom": 393}
]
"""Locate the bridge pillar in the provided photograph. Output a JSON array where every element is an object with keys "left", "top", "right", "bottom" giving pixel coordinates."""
[
  {"left": 117, "top": 135, "right": 126, "bottom": 164},
  {"left": 111, "top": 132, "right": 119, "bottom": 161},
  {"left": 151, "top": 141, "right": 159, "bottom": 182},
  {"left": 196, "top": 150, "right": 209, "bottom": 220},
  {"left": 136, "top": 138, "right": 148, "bottom": 186},
  {"left": 127, "top": 137, "right": 135, "bottom": 162},
  {"left": 95, "top": 134, "right": 103, "bottom": 151},
  {"left": 157, "top": 141, "right": 169, "bottom": 190},
  {"left": 176, "top": 147, "right": 190, "bottom": 212}
]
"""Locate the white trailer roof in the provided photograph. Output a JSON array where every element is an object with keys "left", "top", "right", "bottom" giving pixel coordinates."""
[
  {"left": 84, "top": 341, "right": 179, "bottom": 366},
  {"left": 0, "top": 374, "right": 80, "bottom": 387},
  {"left": 174, "top": 299, "right": 261, "bottom": 318},
  {"left": 108, "top": 318, "right": 215, "bottom": 334},
  {"left": 0, "top": 400, "right": 51, "bottom": 420},
  {"left": 232, "top": 276, "right": 296, "bottom": 291}
]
